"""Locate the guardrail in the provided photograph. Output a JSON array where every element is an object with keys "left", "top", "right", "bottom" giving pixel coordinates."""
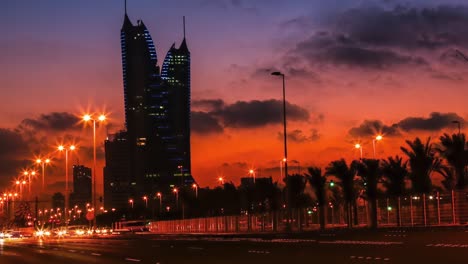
[{"left": 126, "top": 190, "right": 468, "bottom": 233}]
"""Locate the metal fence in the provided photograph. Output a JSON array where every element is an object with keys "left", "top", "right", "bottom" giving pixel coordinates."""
[{"left": 144, "top": 191, "right": 468, "bottom": 233}]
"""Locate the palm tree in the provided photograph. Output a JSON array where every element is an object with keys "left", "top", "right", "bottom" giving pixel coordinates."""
[
  {"left": 325, "top": 159, "right": 357, "bottom": 228},
  {"left": 381, "top": 156, "right": 408, "bottom": 226},
  {"left": 381, "top": 156, "right": 408, "bottom": 196},
  {"left": 305, "top": 167, "right": 327, "bottom": 229},
  {"left": 400, "top": 137, "right": 440, "bottom": 194},
  {"left": 437, "top": 133, "right": 468, "bottom": 190},
  {"left": 355, "top": 159, "right": 381, "bottom": 229}
]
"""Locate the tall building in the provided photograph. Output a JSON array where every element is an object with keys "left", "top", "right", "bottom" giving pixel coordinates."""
[
  {"left": 104, "top": 6, "right": 194, "bottom": 210},
  {"left": 70, "top": 165, "right": 91, "bottom": 209},
  {"left": 161, "top": 17, "right": 192, "bottom": 186},
  {"left": 103, "top": 131, "right": 132, "bottom": 210}
]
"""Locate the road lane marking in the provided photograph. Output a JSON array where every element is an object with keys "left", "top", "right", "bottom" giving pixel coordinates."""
[
  {"left": 91, "top": 253, "right": 101, "bottom": 256},
  {"left": 125, "top": 258, "right": 142, "bottom": 262},
  {"left": 319, "top": 240, "right": 403, "bottom": 245},
  {"left": 187, "top": 246, "right": 204, "bottom": 250},
  {"left": 68, "top": 249, "right": 77, "bottom": 253}
]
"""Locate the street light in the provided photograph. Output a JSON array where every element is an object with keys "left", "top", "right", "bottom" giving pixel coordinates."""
[
  {"left": 355, "top": 143, "right": 363, "bottom": 160},
  {"left": 22, "top": 170, "right": 36, "bottom": 198},
  {"left": 271, "top": 71, "right": 291, "bottom": 230},
  {"left": 173, "top": 188, "right": 178, "bottom": 209},
  {"left": 192, "top": 184, "right": 198, "bottom": 198},
  {"left": 36, "top": 158, "right": 51, "bottom": 190},
  {"left": 249, "top": 169, "right": 256, "bottom": 184},
  {"left": 372, "top": 135, "right": 383, "bottom": 159},
  {"left": 156, "top": 192, "right": 162, "bottom": 213},
  {"left": 15, "top": 179, "right": 27, "bottom": 199},
  {"left": 58, "top": 144, "right": 76, "bottom": 223},
  {"left": 143, "top": 196, "right": 148, "bottom": 208},
  {"left": 129, "top": 199, "right": 134, "bottom": 209},
  {"left": 218, "top": 177, "right": 225, "bottom": 185},
  {"left": 82, "top": 113, "right": 107, "bottom": 228},
  {"left": 178, "top": 165, "right": 184, "bottom": 186}
]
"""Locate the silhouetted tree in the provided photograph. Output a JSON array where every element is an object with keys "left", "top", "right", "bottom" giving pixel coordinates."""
[
  {"left": 381, "top": 156, "right": 408, "bottom": 197},
  {"left": 437, "top": 133, "right": 468, "bottom": 190},
  {"left": 355, "top": 159, "right": 381, "bottom": 229},
  {"left": 381, "top": 155, "right": 408, "bottom": 226},
  {"left": 401, "top": 137, "right": 440, "bottom": 194},
  {"left": 326, "top": 159, "right": 357, "bottom": 228},
  {"left": 306, "top": 167, "right": 327, "bottom": 229}
]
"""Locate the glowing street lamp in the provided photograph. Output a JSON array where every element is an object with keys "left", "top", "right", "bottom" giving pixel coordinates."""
[
  {"left": 156, "top": 192, "right": 162, "bottom": 213},
  {"left": 355, "top": 143, "right": 363, "bottom": 160},
  {"left": 143, "top": 196, "right": 148, "bottom": 208},
  {"left": 58, "top": 144, "right": 76, "bottom": 222},
  {"left": 22, "top": 170, "right": 36, "bottom": 198},
  {"left": 372, "top": 135, "right": 383, "bottom": 159},
  {"left": 192, "top": 184, "right": 198, "bottom": 198},
  {"left": 218, "top": 177, "right": 225, "bottom": 185},
  {"left": 82, "top": 113, "right": 107, "bottom": 228},
  {"left": 173, "top": 188, "right": 179, "bottom": 209},
  {"left": 249, "top": 169, "right": 256, "bottom": 184},
  {"left": 36, "top": 158, "right": 51, "bottom": 190},
  {"left": 129, "top": 199, "right": 134, "bottom": 209}
]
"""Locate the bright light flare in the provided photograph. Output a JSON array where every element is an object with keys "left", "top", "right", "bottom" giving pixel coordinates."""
[
  {"left": 376, "top": 135, "right": 383, "bottom": 141},
  {"left": 355, "top": 143, "right": 361, "bottom": 149},
  {"left": 83, "top": 114, "right": 92, "bottom": 121}
]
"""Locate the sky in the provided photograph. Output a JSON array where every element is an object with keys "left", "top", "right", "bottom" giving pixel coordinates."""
[{"left": 1, "top": 0, "right": 468, "bottom": 199}]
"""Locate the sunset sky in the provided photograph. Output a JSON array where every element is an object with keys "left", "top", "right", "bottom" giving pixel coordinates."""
[{"left": 1, "top": 0, "right": 468, "bottom": 198}]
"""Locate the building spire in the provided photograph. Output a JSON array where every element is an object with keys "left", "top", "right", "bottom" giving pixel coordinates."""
[
  {"left": 124, "top": 0, "right": 127, "bottom": 15},
  {"left": 183, "top": 16, "right": 186, "bottom": 39}
]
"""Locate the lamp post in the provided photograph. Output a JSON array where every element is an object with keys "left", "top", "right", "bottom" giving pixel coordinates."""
[
  {"left": 156, "top": 192, "right": 162, "bottom": 214},
  {"left": 22, "top": 170, "right": 36, "bottom": 199},
  {"left": 218, "top": 177, "right": 225, "bottom": 185},
  {"left": 173, "top": 188, "right": 178, "bottom": 209},
  {"left": 58, "top": 144, "right": 76, "bottom": 224},
  {"left": 355, "top": 143, "right": 363, "bottom": 160},
  {"left": 143, "top": 196, "right": 148, "bottom": 208},
  {"left": 15, "top": 180, "right": 27, "bottom": 199},
  {"left": 83, "top": 113, "right": 106, "bottom": 229},
  {"left": 192, "top": 184, "right": 198, "bottom": 198},
  {"left": 36, "top": 158, "right": 51, "bottom": 191},
  {"left": 249, "top": 169, "right": 256, "bottom": 184},
  {"left": 129, "top": 199, "right": 134, "bottom": 209},
  {"left": 178, "top": 165, "right": 184, "bottom": 186},
  {"left": 271, "top": 71, "right": 291, "bottom": 230},
  {"left": 372, "top": 135, "right": 383, "bottom": 159}
]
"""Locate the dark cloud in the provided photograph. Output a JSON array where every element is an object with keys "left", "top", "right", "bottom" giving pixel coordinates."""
[
  {"left": 191, "top": 99, "right": 310, "bottom": 135},
  {"left": 398, "top": 112, "right": 464, "bottom": 132},
  {"left": 293, "top": 32, "right": 427, "bottom": 69},
  {"left": 218, "top": 99, "right": 309, "bottom": 128},
  {"left": 191, "top": 111, "right": 224, "bottom": 134},
  {"left": 0, "top": 129, "right": 30, "bottom": 188},
  {"left": 338, "top": 5, "right": 468, "bottom": 50},
  {"left": 18, "top": 112, "right": 79, "bottom": 132},
  {"left": 348, "top": 120, "right": 400, "bottom": 138},
  {"left": 349, "top": 112, "right": 465, "bottom": 137},
  {"left": 286, "top": 5, "right": 468, "bottom": 71},
  {"left": 280, "top": 129, "right": 321, "bottom": 143},
  {"left": 192, "top": 99, "right": 225, "bottom": 112}
]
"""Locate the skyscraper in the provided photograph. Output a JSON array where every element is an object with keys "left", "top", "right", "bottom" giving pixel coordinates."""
[
  {"left": 161, "top": 17, "right": 192, "bottom": 186},
  {"left": 70, "top": 165, "right": 91, "bottom": 209},
  {"left": 105, "top": 6, "right": 194, "bottom": 209}
]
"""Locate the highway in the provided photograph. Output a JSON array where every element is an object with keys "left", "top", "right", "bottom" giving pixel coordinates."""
[{"left": 1, "top": 228, "right": 467, "bottom": 263}]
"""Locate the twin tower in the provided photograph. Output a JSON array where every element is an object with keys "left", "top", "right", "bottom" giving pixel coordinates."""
[{"left": 104, "top": 9, "right": 194, "bottom": 210}]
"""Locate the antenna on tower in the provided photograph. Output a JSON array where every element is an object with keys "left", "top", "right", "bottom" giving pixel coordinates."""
[
  {"left": 183, "top": 16, "right": 186, "bottom": 39},
  {"left": 124, "top": 0, "right": 127, "bottom": 15}
]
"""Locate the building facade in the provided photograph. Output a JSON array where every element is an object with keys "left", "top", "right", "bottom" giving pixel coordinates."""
[
  {"left": 104, "top": 9, "right": 194, "bottom": 210},
  {"left": 70, "top": 165, "right": 91, "bottom": 209}
]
